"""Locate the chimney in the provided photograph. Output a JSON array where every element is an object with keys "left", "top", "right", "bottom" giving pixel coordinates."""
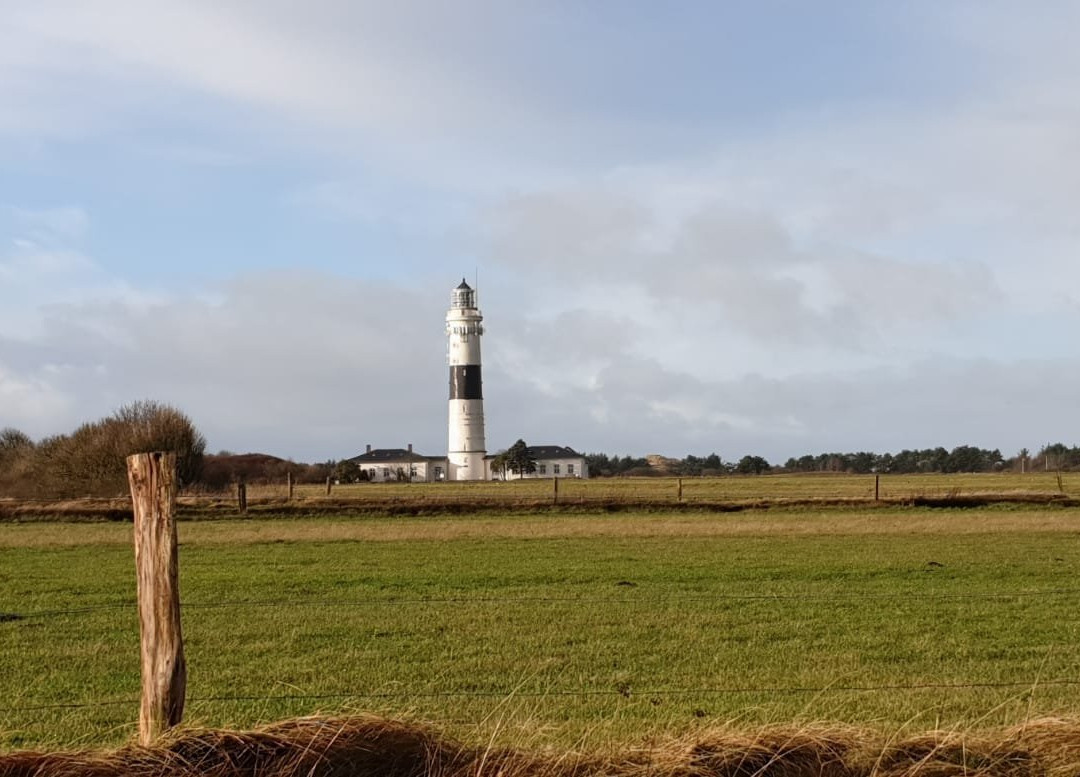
[
  {"left": 366, "top": 444, "right": 371, "bottom": 453},
  {"left": 407, "top": 443, "right": 413, "bottom": 453}
]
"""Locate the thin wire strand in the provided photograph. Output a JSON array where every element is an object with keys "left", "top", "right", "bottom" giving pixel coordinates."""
[
  {"left": 15, "top": 587, "right": 1080, "bottom": 619},
  {"left": 5, "top": 679, "right": 1080, "bottom": 715}
]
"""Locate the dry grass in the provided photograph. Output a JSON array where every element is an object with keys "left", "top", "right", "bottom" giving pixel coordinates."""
[{"left": 4, "top": 715, "right": 1080, "bottom": 777}]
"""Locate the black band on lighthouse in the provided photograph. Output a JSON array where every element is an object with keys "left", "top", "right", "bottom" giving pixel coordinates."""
[{"left": 449, "top": 365, "right": 483, "bottom": 400}]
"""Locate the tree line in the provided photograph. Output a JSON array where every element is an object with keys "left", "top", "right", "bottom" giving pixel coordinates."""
[
  {"left": 586, "top": 444, "right": 1080, "bottom": 477},
  {"left": 6, "top": 402, "right": 1080, "bottom": 500},
  {"left": 584, "top": 452, "right": 770, "bottom": 476},
  {"left": 782, "top": 444, "right": 1080, "bottom": 474}
]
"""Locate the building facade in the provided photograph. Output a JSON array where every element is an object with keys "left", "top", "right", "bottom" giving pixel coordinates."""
[
  {"left": 347, "top": 445, "right": 449, "bottom": 483},
  {"left": 491, "top": 445, "right": 589, "bottom": 480}
]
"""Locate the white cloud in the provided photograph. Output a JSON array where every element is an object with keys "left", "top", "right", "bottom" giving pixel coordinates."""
[
  {"left": 477, "top": 186, "right": 1005, "bottom": 356},
  {"left": 0, "top": 271, "right": 452, "bottom": 457},
  {"left": 11, "top": 206, "right": 89, "bottom": 241},
  {"left": 0, "top": 361, "right": 72, "bottom": 432},
  {"left": 1, "top": 1, "right": 559, "bottom": 175},
  {"left": 0, "top": 246, "right": 95, "bottom": 282}
]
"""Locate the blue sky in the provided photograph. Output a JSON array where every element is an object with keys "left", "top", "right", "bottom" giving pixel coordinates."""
[{"left": 2, "top": 1, "right": 1080, "bottom": 463}]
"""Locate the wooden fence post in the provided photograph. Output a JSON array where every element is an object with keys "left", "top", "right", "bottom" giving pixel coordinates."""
[
  {"left": 326, "top": 475, "right": 332, "bottom": 496},
  {"left": 874, "top": 474, "right": 880, "bottom": 501},
  {"left": 677, "top": 478, "right": 683, "bottom": 503},
  {"left": 553, "top": 476, "right": 559, "bottom": 505},
  {"left": 237, "top": 478, "right": 247, "bottom": 514},
  {"left": 287, "top": 471, "right": 294, "bottom": 501},
  {"left": 127, "top": 452, "right": 186, "bottom": 746}
]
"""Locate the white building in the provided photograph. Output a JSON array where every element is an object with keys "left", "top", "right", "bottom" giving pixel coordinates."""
[
  {"left": 490, "top": 445, "right": 589, "bottom": 480},
  {"left": 347, "top": 445, "right": 448, "bottom": 483}
]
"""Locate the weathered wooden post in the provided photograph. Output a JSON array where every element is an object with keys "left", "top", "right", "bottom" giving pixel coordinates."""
[
  {"left": 127, "top": 452, "right": 186, "bottom": 746},
  {"left": 237, "top": 477, "right": 247, "bottom": 514},
  {"left": 553, "top": 476, "right": 559, "bottom": 505},
  {"left": 874, "top": 474, "right": 880, "bottom": 501},
  {"left": 287, "top": 471, "right": 294, "bottom": 501},
  {"left": 677, "top": 478, "right": 683, "bottom": 503},
  {"left": 326, "top": 475, "right": 332, "bottom": 496}
]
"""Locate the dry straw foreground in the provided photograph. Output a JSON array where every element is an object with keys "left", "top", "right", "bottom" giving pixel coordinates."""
[{"left": 4, "top": 715, "right": 1080, "bottom": 777}]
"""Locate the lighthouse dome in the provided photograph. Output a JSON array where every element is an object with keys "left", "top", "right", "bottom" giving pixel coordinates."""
[{"left": 451, "top": 278, "right": 475, "bottom": 309}]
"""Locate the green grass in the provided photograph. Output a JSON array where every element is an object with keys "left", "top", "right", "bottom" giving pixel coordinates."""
[{"left": 3, "top": 508, "right": 1080, "bottom": 751}]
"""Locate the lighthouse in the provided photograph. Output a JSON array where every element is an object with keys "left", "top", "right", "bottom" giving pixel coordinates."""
[{"left": 446, "top": 279, "right": 487, "bottom": 480}]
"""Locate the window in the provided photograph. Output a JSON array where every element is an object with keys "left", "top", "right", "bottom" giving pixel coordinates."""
[
  {"left": 539, "top": 464, "right": 547, "bottom": 475},
  {"left": 567, "top": 464, "right": 575, "bottom": 475},
  {"left": 434, "top": 466, "right": 443, "bottom": 480},
  {"left": 382, "top": 467, "right": 389, "bottom": 477},
  {"left": 410, "top": 466, "right": 417, "bottom": 477},
  {"left": 369, "top": 468, "right": 376, "bottom": 479},
  {"left": 553, "top": 464, "right": 561, "bottom": 475}
]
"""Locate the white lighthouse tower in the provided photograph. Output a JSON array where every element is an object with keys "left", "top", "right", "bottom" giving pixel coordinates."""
[{"left": 446, "top": 279, "right": 487, "bottom": 480}]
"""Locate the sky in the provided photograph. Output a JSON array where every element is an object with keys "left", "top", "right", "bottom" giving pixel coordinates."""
[{"left": 2, "top": 1, "right": 1080, "bottom": 464}]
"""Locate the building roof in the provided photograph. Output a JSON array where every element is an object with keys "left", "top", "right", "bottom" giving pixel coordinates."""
[
  {"left": 527, "top": 445, "right": 581, "bottom": 458},
  {"left": 347, "top": 448, "right": 430, "bottom": 464},
  {"left": 485, "top": 445, "right": 582, "bottom": 459},
  {"left": 456, "top": 278, "right": 472, "bottom": 290}
]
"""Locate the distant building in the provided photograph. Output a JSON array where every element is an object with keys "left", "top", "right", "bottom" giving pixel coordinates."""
[
  {"left": 347, "top": 444, "right": 448, "bottom": 483},
  {"left": 490, "top": 445, "right": 589, "bottom": 480},
  {"left": 348, "top": 443, "right": 588, "bottom": 481}
]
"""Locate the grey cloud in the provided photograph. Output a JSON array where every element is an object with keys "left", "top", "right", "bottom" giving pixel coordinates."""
[
  {"left": 479, "top": 190, "right": 1001, "bottom": 350},
  {"left": 826, "top": 251, "right": 1002, "bottom": 329},
  {"left": 490, "top": 350, "right": 1080, "bottom": 461},
  {"left": 674, "top": 206, "right": 797, "bottom": 268},
  {"left": 3, "top": 267, "right": 1079, "bottom": 464},
  {"left": 492, "top": 308, "right": 638, "bottom": 368},
  {"left": 0, "top": 272, "right": 451, "bottom": 459},
  {"left": 482, "top": 189, "right": 653, "bottom": 275}
]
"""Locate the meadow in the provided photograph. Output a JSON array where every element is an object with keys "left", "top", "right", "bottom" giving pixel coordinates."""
[
  {"left": 3, "top": 503, "right": 1080, "bottom": 754},
  {"left": 263, "top": 471, "right": 1080, "bottom": 504},
  {"left": 3, "top": 471, "right": 1077, "bottom": 523}
]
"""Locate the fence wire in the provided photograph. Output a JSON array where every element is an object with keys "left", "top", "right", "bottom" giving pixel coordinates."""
[
  {"left": 12, "top": 586, "right": 1080, "bottom": 620},
  {"left": 5, "top": 678, "right": 1080, "bottom": 716}
]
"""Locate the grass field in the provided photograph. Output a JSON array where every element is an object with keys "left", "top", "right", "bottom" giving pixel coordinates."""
[
  {"left": 3, "top": 506, "right": 1080, "bottom": 753},
  {"left": 11, "top": 471, "right": 1080, "bottom": 506},
  {"left": 3, "top": 472, "right": 1078, "bottom": 523},
  {"left": 265, "top": 471, "right": 1080, "bottom": 503}
]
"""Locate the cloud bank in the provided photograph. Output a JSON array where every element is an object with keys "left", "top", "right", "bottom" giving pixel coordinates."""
[{"left": 1, "top": 2, "right": 1079, "bottom": 462}]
